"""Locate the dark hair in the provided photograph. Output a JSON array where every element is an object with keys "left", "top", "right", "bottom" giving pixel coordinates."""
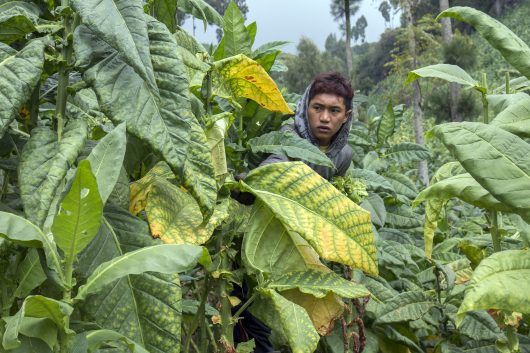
[{"left": 308, "top": 72, "right": 354, "bottom": 111}]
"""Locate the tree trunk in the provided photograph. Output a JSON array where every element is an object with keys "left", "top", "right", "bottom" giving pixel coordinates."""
[
  {"left": 405, "top": 0, "right": 429, "bottom": 186},
  {"left": 344, "top": 0, "right": 354, "bottom": 81},
  {"left": 494, "top": 0, "right": 503, "bottom": 16},
  {"left": 440, "top": 0, "right": 462, "bottom": 122}
]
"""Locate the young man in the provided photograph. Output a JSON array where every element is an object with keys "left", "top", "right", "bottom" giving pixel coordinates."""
[
  {"left": 233, "top": 72, "right": 355, "bottom": 352},
  {"left": 260, "top": 71, "right": 354, "bottom": 180}
]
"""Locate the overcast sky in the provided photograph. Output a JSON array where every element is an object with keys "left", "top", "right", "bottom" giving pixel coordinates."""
[{"left": 181, "top": 0, "right": 400, "bottom": 53}]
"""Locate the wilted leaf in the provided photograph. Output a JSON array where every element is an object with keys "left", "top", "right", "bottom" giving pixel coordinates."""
[{"left": 456, "top": 249, "right": 530, "bottom": 326}]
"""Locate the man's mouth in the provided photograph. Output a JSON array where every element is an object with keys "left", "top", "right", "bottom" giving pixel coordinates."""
[{"left": 317, "top": 126, "right": 331, "bottom": 133}]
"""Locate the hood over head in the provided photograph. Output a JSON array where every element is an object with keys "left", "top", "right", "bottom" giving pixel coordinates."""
[{"left": 293, "top": 83, "right": 353, "bottom": 158}]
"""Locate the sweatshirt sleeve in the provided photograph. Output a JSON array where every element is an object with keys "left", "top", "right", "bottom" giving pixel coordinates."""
[{"left": 335, "top": 145, "right": 353, "bottom": 177}]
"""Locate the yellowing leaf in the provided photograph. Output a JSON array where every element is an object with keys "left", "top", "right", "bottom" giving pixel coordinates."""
[
  {"left": 242, "top": 162, "right": 378, "bottom": 275},
  {"left": 129, "top": 162, "right": 229, "bottom": 245},
  {"left": 212, "top": 54, "right": 294, "bottom": 114},
  {"left": 281, "top": 289, "right": 343, "bottom": 336}
]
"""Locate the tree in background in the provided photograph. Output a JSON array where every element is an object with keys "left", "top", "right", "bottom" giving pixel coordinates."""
[
  {"left": 330, "top": 0, "right": 362, "bottom": 80},
  {"left": 282, "top": 37, "right": 325, "bottom": 94},
  {"left": 352, "top": 15, "right": 368, "bottom": 43}
]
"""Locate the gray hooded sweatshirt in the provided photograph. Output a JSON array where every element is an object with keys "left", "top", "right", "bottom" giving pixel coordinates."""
[{"left": 260, "top": 84, "right": 353, "bottom": 180}]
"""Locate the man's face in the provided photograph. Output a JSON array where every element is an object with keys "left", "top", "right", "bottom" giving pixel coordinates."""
[{"left": 307, "top": 93, "right": 351, "bottom": 146}]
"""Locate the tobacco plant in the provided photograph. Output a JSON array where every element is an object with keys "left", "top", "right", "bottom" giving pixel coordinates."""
[{"left": 0, "top": 1, "right": 378, "bottom": 352}]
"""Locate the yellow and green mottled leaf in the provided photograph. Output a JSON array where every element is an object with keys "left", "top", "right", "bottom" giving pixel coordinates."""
[
  {"left": 211, "top": 54, "right": 294, "bottom": 114},
  {"left": 242, "top": 162, "right": 378, "bottom": 275},
  {"left": 130, "top": 162, "right": 228, "bottom": 245},
  {"left": 243, "top": 202, "right": 346, "bottom": 334},
  {"left": 250, "top": 288, "right": 320, "bottom": 353},
  {"left": 270, "top": 270, "right": 371, "bottom": 299},
  {"left": 280, "top": 289, "right": 343, "bottom": 336},
  {"left": 456, "top": 249, "right": 530, "bottom": 326}
]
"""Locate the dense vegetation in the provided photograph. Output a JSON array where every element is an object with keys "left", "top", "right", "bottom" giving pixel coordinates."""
[{"left": 0, "top": 1, "right": 529, "bottom": 353}]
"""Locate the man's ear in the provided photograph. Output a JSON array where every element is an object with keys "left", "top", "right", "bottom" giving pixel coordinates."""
[{"left": 344, "top": 109, "right": 352, "bottom": 123}]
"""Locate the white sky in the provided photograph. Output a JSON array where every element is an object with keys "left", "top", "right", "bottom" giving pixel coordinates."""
[{"left": 182, "top": 0, "right": 400, "bottom": 53}]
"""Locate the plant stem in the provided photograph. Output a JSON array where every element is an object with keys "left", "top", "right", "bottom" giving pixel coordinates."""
[
  {"left": 490, "top": 210, "right": 502, "bottom": 252},
  {"left": 232, "top": 292, "right": 257, "bottom": 320},
  {"left": 217, "top": 231, "right": 234, "bottom": 350},
  {"left": 55, "top": 1, "right": 78, "bottom": 141},
  {"left": 205, "top": 317, "right": 219, "bottom": 353},
  {"left": 185, "top": 276, "right": 210, "bottom": 353},
  {"left": 481, "top": 73, "right": 489, "bottom": 124}
]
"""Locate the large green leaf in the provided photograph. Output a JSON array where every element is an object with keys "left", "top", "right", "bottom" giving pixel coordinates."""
[
  {"left": 211, "top": 54, "right": 294, "bottom": 114},
  {"left": 77, "top": 206, "right": 183, "bottom": 353},
  {"left": 250, "top": 288, "right": 320, "bottom": 353},
  {"left": 347, "top": 168, "right": 396, "bottom": 196},
  {"left": 0, "top": 40, "right": 45, "bottom": 138},
  {"left": 456, "top": 249, "right": 530, "bottom": 326},
  {"left": 385, "top": 204, "right": 421, "bottom": 229},
  {"left": 433, "top": 122, "right": 530, "bottom": 222},
  {"left": 438, "top": 7, "right": 530, "bottom": 80},
  {"left": 205, "top": 113, "right": 232, "bottom": 177},
  {"left": 406, "top": 64, "right": 483, "bottom": 92},
  {"left": 377, "top": 101, "right": 395, "bottom": 146},
  {"left": 213, "top": 0, "right": 250, "bottom": 60},
  {"left": 0, "top": 4, "right": 38, "bottom": 44},
  {"left": 384, "top": 142, "right": 431, "bottom": 164},
  {"left": 86, "top": 122, "right": 127, "bottom": 205},
  {"left": 2, "top": 317, "right": 57, "bottom": 352},
  {"left": 269, "top": 270, "right": 370, "bottom": 299},
  {"left": 86, "top": 329, "right": 149, "bottom": 353},
  {"left": 374, "top": 291, "right": 434, "bottom": 326},
  {"left": 2, "top": 295, "right": 73, "bottom": 350},
  {"left": 13, "top": 249, "right": 46, "bottom": 298},
  {"left": 384, "top": 173, "right": 418, "bottom": 200},
  {"left": 153, "top": 0, "right": 177, "bottom": 32},
  {"left": 52, "top": 160, "right": 102, "bottom": 260},
  {"left": 487, "top": 92, "right": 529, "bottom": 115},
  {"left": 491, "top": 96, "right": 530, "bottom": 138},
  {"left": 0, "top": 212, "right": 63, "bottom": 283},
  {"left": 242, "top": 162, "right": 378, "bottom": 275},
  {"left": 75, "top": 17, "right": 216, "bottom": 215},
  {"left": 19, "top": 120, "right": 87, "bottom": 227},
  {"left": 75, "top": 243, "right": 205, "bottom": 301},
  {"left": 415, "top": 173, "right": 511, "bottom": 212},
  {"left": 178, "top": 0, "right": 223, "bottom": 31},
  {"left": 360, "top": 193, "right": 386, "bottom": 227},
  {"left": 248, "top": 131, "right": 335, "bottom": 169},
  {"left": 459, "top": 310, "right": 504, "bottom": 341},
  {"left": 71, "top": 0, "right": 156, "bottom": 89}
]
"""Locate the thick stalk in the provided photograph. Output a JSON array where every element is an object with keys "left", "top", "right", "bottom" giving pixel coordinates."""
[
  {"left": 232, "top": 292, "right": 257, "bottom": 320},
  {"left": 217, "top": 231, "right": 234, "bottom": 350},
  {"left": 55, "top": 2, "right": 78, "bottom": 141},
  {"left": 28, "top": 83, "right": 40, "bottom": 131},
  {"left": 185, "top": 276, "right": 210, "bottom": 353},
  {"left": 481, "top": 73, "right": 501, "bottom": 252}
]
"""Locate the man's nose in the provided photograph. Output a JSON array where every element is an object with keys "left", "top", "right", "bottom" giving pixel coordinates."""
[{"left": 320, "top": 109, "right": 331, "bottom": 122}]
